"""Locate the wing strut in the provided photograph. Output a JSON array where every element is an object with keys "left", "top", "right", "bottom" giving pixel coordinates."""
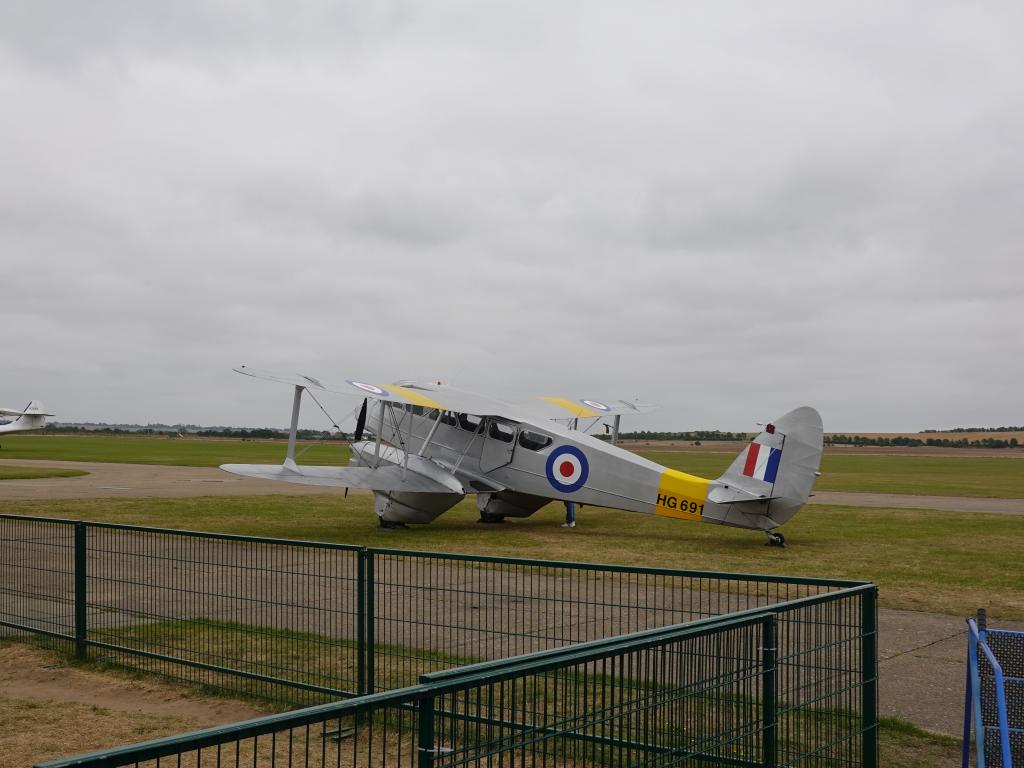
[
  {"left": 285, "top": 385, "right": 304, "bottom": 469},
  {"left": 418, "top": 410, "right": 444, "bottom": 457},
  {"left": 374, "top": 402, "right": 385, "bottom": 467}
]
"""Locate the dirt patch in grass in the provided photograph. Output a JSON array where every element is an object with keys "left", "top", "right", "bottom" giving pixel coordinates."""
[{"left": 0, "top": 641, "right": 271, "bottom": 766}]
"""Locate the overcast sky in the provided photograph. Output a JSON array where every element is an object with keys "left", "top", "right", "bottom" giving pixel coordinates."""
[{"left": 1, "top": 1, "right": 1022, "bottom": 432}]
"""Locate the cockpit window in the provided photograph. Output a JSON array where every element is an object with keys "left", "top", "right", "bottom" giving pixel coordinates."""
[
  {"left": 458, "top": 413, "right": 482, "bottom": 432},
  {"left": 489, "top": 421, "right": 515, "bottom": 443},
  {"left": 518, "top": 431, "right": 552, "bottom": 451}
]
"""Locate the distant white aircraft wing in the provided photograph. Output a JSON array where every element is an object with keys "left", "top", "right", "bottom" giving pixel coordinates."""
[{"left": 220, "top": 462, "right": 464, "bottom": 493}]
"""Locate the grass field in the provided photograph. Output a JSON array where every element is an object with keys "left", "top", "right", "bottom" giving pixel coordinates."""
[
  {"left": 6, "top": 492, "right": 1022, "bottom": 620},
  {"left": 5, "top": 434, "right": 1024, "bottom": 498}
]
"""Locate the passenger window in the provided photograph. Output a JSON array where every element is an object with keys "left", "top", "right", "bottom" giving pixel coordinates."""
[
  {"left": 441, "top": 412, "right": 457, "bottom": 426},
  {"left": 518, "top": 431, "right": 552, "bottom": 451},
  {"left": 489, "top": 422, "right": 514, "bottom": 443},
  {"left": 458, "top": 413, "right": 481, "bottom": 432}
]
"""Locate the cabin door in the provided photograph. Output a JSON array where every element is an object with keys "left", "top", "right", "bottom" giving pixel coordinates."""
[{"left": 479, "top": 419, "right": 518, "bottom": 472}]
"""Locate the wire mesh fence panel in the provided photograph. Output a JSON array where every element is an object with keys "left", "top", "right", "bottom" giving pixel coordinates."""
[
  {"left": 36, "top": 688, "right": 428, "bottom": 768},
  {"left": 0, "top": 515, "right": 76, "bottom": 648},
  {"left": 82, "top": 524, "right": 364, "bottom": 706},
  {"left": 38, "top": 616, "right": 780, "bottom": 768},
  {"left": 773, "top": 590, "right": 873, "bottom": 766},
  {"left": 425, "top": 618, "right": 772, "bottom": 768},
  {"left": 368, "top": 550, "right": 850, "bottom": 694},
  {"left": 978, "top": 629, "right": 1024, "bottom": 766}
]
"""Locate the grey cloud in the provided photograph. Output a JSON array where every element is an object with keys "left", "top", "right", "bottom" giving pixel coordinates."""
[{"left": 1, "top": 1, "right": 1023, "bottom": 430}]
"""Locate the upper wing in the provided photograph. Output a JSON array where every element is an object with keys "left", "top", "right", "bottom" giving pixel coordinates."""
[
  {"left": 532, "top": 397, "right": 658, "bottom": 420},
  {"left": 233, "top": 366, "right": 555, "bottom": 423},
  {"left": 234, "top": 367, "right": 656, "bottom": 430}
]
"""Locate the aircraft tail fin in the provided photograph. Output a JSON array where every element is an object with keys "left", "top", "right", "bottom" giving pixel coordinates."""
[
  {"left": 713, "top": 406, "right": 823, "bottom": 528},
  {"left": 22, "top": 400, "right": 52, "bottom": 417}
]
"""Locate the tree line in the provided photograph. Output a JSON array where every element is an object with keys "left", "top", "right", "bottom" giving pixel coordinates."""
[
  {"left": 826, "top": 434, "right": 1019, "bottom": 449},
  {"left": 618, "top": 430, "right": 751, "bottom": 442}
]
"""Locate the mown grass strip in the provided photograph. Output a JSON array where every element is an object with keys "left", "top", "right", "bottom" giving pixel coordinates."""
[{"left": 0, "top": 466, "right": 88, "bottom": 481}]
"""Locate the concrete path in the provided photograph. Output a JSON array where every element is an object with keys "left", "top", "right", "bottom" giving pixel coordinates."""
[
  {"left": 0, "top": 459, "right": 334, "bottom": 500},
  {"left": 878, "top": 609, "right": 1023, "bottom": 734},
  {"left": 812, "top": 490, "right": 1024, "bottom": 515}
]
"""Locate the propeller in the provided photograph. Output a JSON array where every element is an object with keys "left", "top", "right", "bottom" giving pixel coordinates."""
[{"left": 354, "top": 398, "right": 368, "bottom": 442}]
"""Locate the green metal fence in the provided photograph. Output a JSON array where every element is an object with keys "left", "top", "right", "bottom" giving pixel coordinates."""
[
  {"left": 36, "top": 613, "right": 781, "bottom": 768},
  {"left": 0, "top": 513, "right": 878, "bottom": 765},
  {"left": 1, "top": 514, "right": 364, "bottom": 704}
]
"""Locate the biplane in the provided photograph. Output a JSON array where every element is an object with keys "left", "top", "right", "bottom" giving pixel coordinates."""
[
  {"left": 222, "top": 367, "right": 822, "bottom": 545},
  {"left": 0, "top": 401, "right": 53, "bottom": 434}
]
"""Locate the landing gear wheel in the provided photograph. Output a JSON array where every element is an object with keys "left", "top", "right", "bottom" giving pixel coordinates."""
[
  {"left": 765, "top": 532, "right": 786, "bottom": 548},
  {"left": 477, "top": 513, "right": 506, "bottom": 524}
]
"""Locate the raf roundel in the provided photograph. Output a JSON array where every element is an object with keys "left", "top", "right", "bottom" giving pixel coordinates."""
[
  {"left": 545, "top": 445, "right": 590, "bottom": 493},
  {"left": 347, "top": 380, "right": 388, "bottom": 397},
  {"left": 580, "top": 399, "right": 611, "bottom": 412}
]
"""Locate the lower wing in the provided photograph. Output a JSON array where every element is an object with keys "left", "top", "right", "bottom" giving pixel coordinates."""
[{"left": 220, "top": 463, "right": 463, "bottom": 493}]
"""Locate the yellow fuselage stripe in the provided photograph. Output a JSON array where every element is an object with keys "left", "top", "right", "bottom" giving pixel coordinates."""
[
  {"left": 380, "top": 385, "right": 446, "bottom": 411},
  {"left": 541, "top": 397, "right": 599, "bottom": 418},
  {"left": 654, "top": 469, "right": 711, "bottom": 522}
]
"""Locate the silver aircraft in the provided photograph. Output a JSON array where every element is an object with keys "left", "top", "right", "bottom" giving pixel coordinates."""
[
  {"left": 222, "top": 367, "right": 823, "bottom": 546},
  {"left": 0, "top": 401, "right": 53, "bottom": 434}
]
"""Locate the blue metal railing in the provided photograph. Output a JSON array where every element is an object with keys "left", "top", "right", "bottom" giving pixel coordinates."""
[{"left": 963, "top": 615, "right": 1022, "bottom": 767}]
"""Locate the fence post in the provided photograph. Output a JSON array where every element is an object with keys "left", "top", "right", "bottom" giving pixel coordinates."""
[
  {"left": 73, "top": 522, "right": 87, "bottom": 659},
  {"left": 366, "top": 550, "right": 375, "bottom": 695},
  {"left": 762, "top": 614, "right": 777, "bottom": 768},
  {"left": 357, "top": 548, "right": 367, "bottom": 695},
  {"left": 862, "top": 587, "right": 879, "bottom": 768},
  {"left": 418, "top": 693, "right": 436, "bottom": 768}
]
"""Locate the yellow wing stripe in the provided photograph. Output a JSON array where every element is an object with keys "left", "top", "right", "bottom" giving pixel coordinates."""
[
  {"left": 381, "top": 385, "right": 446, "bottom": 410},
  {"left": 541, "top": 397, "right": 599, "bottom": 418},
  {"left": 654, "top": 469, "right": 711, "bottom": 522}
]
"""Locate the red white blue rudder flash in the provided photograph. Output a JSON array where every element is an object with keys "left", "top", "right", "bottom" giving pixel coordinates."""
[
  {"left": 742, "top": 442, "right": 782, "bottom": 483},
  {"left": 546, "top": 446, "right": 589, "bottom": 493}
]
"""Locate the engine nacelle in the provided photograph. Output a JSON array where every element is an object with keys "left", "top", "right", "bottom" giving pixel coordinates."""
[
  {"left": 477, "top": 491, "right": 551, "bottom": 521},
  {"left": 375, "top": 491, "right": 465, "bottom": 524}
]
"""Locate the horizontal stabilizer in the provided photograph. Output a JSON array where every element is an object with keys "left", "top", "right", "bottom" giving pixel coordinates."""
[
  {"left": 220, "top": 463, "right": 463, "bottom": 493},
  {"left": 707, "top": 485, "right": 771, "bottom": 504}
]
